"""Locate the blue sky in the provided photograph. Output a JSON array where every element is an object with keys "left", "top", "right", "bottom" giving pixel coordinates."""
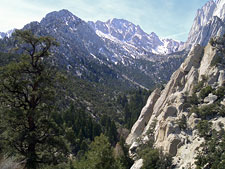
[{"left": 0, "top": 0, "right": 209, "bottom": 41}]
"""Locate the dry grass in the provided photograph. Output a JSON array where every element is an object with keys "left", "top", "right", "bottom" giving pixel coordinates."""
[{"left": 0, "top": 156, "right": 24, "bottom": 169}]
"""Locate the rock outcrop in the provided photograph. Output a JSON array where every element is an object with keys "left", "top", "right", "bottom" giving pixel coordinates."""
[
  {"left": 126, "top": 88, "right": 161, "bottom": 145},
  {"left": 126, "top": 35, "right": 225, "bottom": 169},
  {"left": 183, "top": 0, "right": 225, "bottom": 50}
]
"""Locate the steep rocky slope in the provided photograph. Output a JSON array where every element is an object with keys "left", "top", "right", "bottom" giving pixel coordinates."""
[
  {"left": 184, "top": 0, "right": 225, "bottom": 49},
  {"left": 126, "top": 35, "right": 225, "bottom": 169}
]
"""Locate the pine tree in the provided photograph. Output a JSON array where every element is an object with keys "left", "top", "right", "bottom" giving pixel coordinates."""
[
  {"left": 75, "top": 134, "right": 118, "bottom": 169},
  {"left": 0, "top": 30, "right": 69, "bottom": 169}
]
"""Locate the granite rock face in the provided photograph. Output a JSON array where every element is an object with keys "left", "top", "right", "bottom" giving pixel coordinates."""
[
  {"left": 183, "top": 0, "right": 225, "bottom": 50},
  {"left": 127, "top": 35, "right": 225, "bottom": 169},
  {"left": 126, "top": 88, "right": 161, "bottom": 145}
]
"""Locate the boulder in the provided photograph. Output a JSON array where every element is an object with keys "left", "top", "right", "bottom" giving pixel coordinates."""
[
  {"left": 129, "top": 141, "right": 139, "bottom": 154},
  {"left": 188, "top": 113, "right": 201, "bottom": 129},
  {"left": 130, "top": 159, "right": 143, "bottom": 169},
  {"left": 167, "top": 135, "right": 181, "bottom": 156},
  {"left": 204, "top": 93, "right": 218, "bottom": 104},
  {"left": 166, "top": 123, "right": 181, "bottom": 136},
  {"left": 163, "top": 106, "right": 177, "bottom": 119}
]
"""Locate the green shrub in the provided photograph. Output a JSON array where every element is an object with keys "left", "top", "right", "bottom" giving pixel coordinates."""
[
  {"left": 185, "top": 93, "right": 199, "bottom": 108},
  {"left": 141, "top": 148, "right": 172, "bottom": 169},
  {"left": 146, "top": 119, "right": 157, "bottom": 136},
  {"left": 199, "top": 86, "right": 213, "bottom": 99},
  {"left": 74, "top": 134, "right": 118, "bottom": 169},
  {"left": 197, "top": 104, "right": 220, "bottom": 119},
  {"left": 176, "top": 115, "right": 187, "bottom": 130},
  {"left": 192, "top": 102, "right": 224, "bottom": 120},
  {"left": 195, "top": 125, "right": 225, "bottom": 169},
  {"left": 189, "top": 93, "right": 199, "bottom": 105},
  {"left": 193, "top": 81, "right": 205, "bottom": 93},
  {"left": 213, "top": 86, "right": 225, "bottom": 99},
  {"left": 218, "top": 105, "right": 225, "bottom": 117},
  {"left": 196, "top": 120, "right": 212, "bottom": 139},
  {"left": 137, "top": 139, "right": 172, "bottom": 169}
]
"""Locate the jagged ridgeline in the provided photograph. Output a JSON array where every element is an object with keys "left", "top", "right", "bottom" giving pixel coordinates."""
[
  {"left": 0, "top": 9, "right": 188, "bottom": 90},
  {"left": 127, "top": 35, "right": 225, "bottom": 169}
]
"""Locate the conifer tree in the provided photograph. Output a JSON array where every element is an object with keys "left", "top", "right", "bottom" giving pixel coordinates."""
[
  {"left": 0, "top": 30, "right": 69, "bottom": 169},
  {"left": 75, "top": 134, "right": 118, "bottom": 169}
]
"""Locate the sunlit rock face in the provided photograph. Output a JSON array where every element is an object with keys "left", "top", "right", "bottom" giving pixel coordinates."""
[
  {"left": 183, "top": 0, "right": 225, "bottom": 50},
  {"left": 127, "top": 35, "right": 225, "bottom": 169}
]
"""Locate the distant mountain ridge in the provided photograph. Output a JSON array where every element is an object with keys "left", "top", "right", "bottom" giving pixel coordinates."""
[
  {"left": 88, "top": 19, "right": 184, "bottom": 55},
  {"left": 1, "top": 0, "right": 224, "bottom": 52},
  {"left": 0, "top": 9, "right": 187, "bottom": 90},
  {"left": 1, "top": 0, "right": 224, "bottom": 90}
]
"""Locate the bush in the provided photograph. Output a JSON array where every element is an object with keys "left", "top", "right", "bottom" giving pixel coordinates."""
[
  {"left": 195, "top": 125, "right": 225, "bottom": 169},
  {"left": 199, "top": 86, "right": 213, "bottom": 99},
  {"left": 137, "top": 139, "right": 172, "bottom": 169},
  {"left": 196, "top": 120, "right": 212, "bottom": 139},
  {"left": 189, "top": 93, "right": 199, "bottom": 105},
  {"left": 196, "top": 104, "right": 220, "bottom": 119},
  {"left": 193, "top": 81, "right": 205, "bottom": 93},
  {"left": 218, "top": 105, "right": 225, "bottom": 117},
  {"left": 211, "top": 54, "right": 223, "bottom": 66},
  {"left": 176, "top": 115, "right": 187, "bottom": 130},
  {"left": 74, "top": 134, "right": 118, "bottom": 169},
  {"left": 213, "top": 86, "right": 225, "bottom": 99},
  {"left": 141, "top": 148, "right": 172, "bottom": 169}
]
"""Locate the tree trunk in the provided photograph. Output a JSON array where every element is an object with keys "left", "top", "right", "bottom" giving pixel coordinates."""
[
  {"left": 26, "top": 114, "right": 37, "bottom": 169},
  {"left": 26, "top": 142, "right": 37, "bottom": 169}
]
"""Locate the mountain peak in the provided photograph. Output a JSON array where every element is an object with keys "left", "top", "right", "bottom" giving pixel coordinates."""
[
  {"left": 185, "top": 0, "right": 225, "bottom": 49},
  {"left": 40, "top": 9, "right": 83, "bottom": 30},
  {"left": 150, "top": 32, "right": 158, "bottom": 37},
  {"left": 109, "top": 18, "right": 131, "bottom": 24},
  {"left": 41, "top": 9, "right": 81, "bottom": 25},
  {"left": 46, "top": 9, "right": 74, "bottom": 17}
]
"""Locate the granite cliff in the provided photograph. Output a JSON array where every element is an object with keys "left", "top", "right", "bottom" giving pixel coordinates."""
[
  {"left": 184, "top": 0, "right": 225, "bottom": 49},
  {"left": 127, "top": 35, "right": 225, "bottom": 169}
]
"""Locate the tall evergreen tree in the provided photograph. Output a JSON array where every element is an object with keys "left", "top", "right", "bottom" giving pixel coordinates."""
[{"left": 0, "top": 30, "right": 69, "bottom": 169}]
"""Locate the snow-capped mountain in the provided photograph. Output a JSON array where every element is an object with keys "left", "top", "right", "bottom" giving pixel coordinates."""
[
  {"left": 0, "top": 9, "right": 187, "bottom": 89},
  {"left": 185, "top": 0, "right": 225, "bottom": 49},
  {"left": 0, "top": 29, "right": 14, "bottom": 39},
  {"left": 88, "top": 19, "right": 184, "bottom": 55}
]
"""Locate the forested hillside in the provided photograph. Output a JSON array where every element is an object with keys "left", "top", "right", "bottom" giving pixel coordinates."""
[{"left": 0, "top": 30, "right": 152, "bottom": 169}]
